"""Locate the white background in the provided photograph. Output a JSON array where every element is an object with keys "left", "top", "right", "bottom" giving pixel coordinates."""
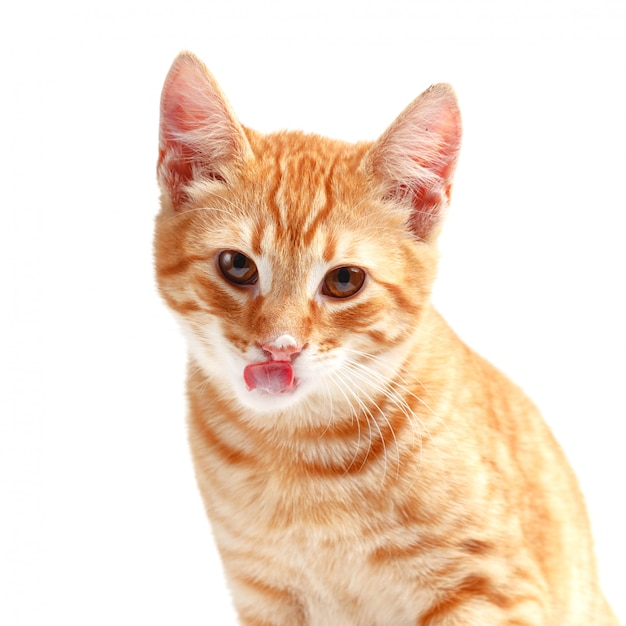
[{"left": 1, "top": 1, "right": 624, "bottom": 624}]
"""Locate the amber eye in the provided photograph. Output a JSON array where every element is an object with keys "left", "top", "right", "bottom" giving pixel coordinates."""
[
  {"left": 218, "top": 251, "right": 258, "bottom": 285},
  {"left": 322, "top": 266, "right": 366, "bottom": 299}
]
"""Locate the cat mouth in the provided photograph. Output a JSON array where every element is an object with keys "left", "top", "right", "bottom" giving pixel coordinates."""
[{"left": 243, "top": 360, "right": 297, "bottom": 395}]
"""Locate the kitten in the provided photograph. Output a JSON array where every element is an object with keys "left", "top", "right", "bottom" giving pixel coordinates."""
[{"left": 154, "top": 52, "right": 617, "bottom": 625}]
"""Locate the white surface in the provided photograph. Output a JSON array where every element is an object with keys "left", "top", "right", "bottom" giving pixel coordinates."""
[{"left": 1, "top": 1, "right": 624, "bottom": 624}]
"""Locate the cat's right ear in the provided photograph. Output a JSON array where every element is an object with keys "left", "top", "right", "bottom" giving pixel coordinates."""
[{"left": 158, "top": 52, "right": 251, "bottom": 211}]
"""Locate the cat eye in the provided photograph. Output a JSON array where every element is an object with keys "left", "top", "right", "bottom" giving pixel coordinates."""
[
  {"left": 322, "top": 266, "right": 366, "bottom": 299},
  {"left": 218, "top": 250, "right": 258, "bottom": 285}
]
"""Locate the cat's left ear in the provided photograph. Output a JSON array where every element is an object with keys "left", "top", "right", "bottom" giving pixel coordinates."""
[
  {"left": 366, "top": 84, "right": 461, "bottom": 241},
  {"left": 158, "top": 52, "right": 252, "bottom": 211}
]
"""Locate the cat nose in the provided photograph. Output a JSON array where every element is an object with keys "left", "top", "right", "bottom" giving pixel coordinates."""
[{"left": 262, "top": 334, "right": 303, "bottom": 362}]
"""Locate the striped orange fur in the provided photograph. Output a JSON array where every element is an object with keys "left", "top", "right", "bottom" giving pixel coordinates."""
[{"left": 154, "top": 52, "right": 617, "bottom": 625}]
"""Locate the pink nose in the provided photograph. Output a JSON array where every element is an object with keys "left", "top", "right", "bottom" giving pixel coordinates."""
[{"left": 262, "top": 335, "right": 302, "bottom": 362}]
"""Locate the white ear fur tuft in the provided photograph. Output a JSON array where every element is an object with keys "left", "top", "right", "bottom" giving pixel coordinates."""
[
  {"left": 367, "top": 84, "right": 462, "bottom": 241},
  {"left": 158, "top": 52, "right": 251, "bottom": 210}
]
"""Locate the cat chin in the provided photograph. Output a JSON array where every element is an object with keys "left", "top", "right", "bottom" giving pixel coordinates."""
[
  {"left": 223, "top": 360, "right": 318, "bottom": 414},
  {"left": 230, "top": 366, "right": 322, "bottom": 415},
  {"left": 231, "top": 378, "right": 313, "bottom": 415}
]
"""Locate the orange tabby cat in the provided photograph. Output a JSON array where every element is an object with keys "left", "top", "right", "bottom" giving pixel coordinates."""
[{"left": 154, "top": 52, "right": 617, "bottom": 625}]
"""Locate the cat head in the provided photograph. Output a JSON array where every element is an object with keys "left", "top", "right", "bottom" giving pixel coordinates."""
[{"left": 155, "top": 52, "right": 461, "bottom": 421}]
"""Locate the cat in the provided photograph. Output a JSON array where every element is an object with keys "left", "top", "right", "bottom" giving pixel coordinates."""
[{"left": 154, "top": 51, "right": 618, "bottom": 625}]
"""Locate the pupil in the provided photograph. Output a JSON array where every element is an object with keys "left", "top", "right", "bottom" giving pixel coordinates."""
[
  {"left": 233, "top": 253, "right": 247, "bottom": 269},
  {"left": 337, "top": 268, "right": 350, "bottom": 285}
]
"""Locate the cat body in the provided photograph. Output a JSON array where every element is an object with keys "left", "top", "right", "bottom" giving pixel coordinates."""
[{"left": 155, "top": 52, "right": 617, "bottom": 625}]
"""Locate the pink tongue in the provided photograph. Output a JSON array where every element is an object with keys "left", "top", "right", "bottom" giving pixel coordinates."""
[{"left": 243, "top": 361, "right": 295, "bottom": 394}]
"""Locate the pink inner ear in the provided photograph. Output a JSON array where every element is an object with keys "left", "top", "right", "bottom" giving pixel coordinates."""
[
  {"left": 160, "top": 54, "right": 227, "bottom": 138},
  {"left": 392, "top": 183, "right": 452, "bottom": 240},
  {"left": 157, "top": 53, "right": 248, "bottom": 209},
  {"left": 157, "top": 142, "right": 194, "bottom": 187},
  {"left": 372, "top": 84, "right": 461, "bottom": 240}
]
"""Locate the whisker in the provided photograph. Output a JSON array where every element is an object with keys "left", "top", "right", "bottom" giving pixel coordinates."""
[
  {"left": 338, "top": 360, "right": 412, "bottom": 476},
  {"left": 326, "top": 373, "right": 369, "bottom": 475},
  {"left": 341, "top": 381, "right": 385, "bottom": 480},
  {"left": 341, "top": 348, "right": 461, "bottom": 496},
  {"left": 317, "top": 376, "right": 336, "bottom": 440},
  {"left": 333, "top": 360, "right": 402, "bottom": 483},
  {"left": 345, "top": 357, "right": 425, "bottom": 456},
  {"left": 344, "top": 348, "right": 457, "bottom": 449}
]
